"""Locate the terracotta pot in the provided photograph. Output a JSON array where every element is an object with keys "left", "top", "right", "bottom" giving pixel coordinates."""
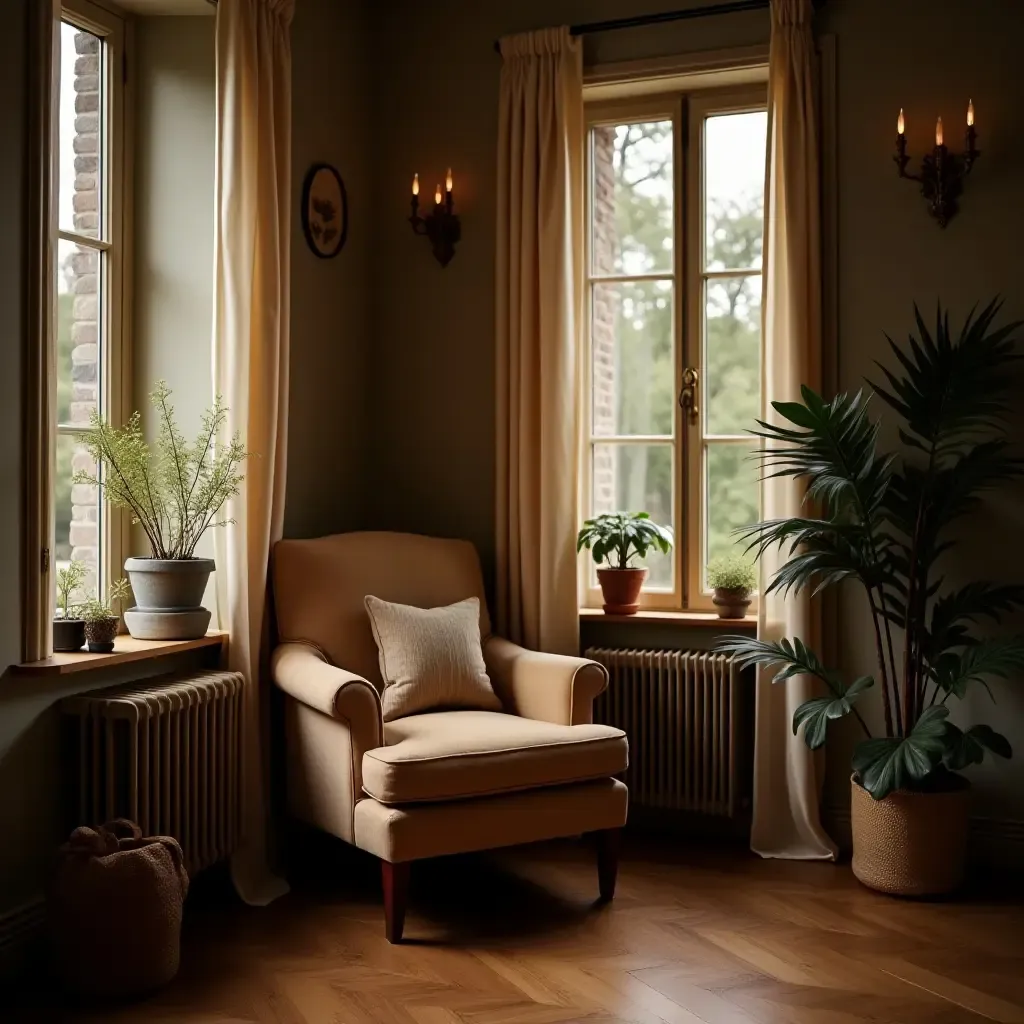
[
  {"left": 712, "top": 587, "right": 752, "bottom": 619},
  {"left": 84, "top": 616, "right": 119, "bottom": 654},
  {"left": 597, "top": 567, "right": 648, "bottom": 615},
  {"left": 850, "top": 773, "right": 970, "bottom": 896}
]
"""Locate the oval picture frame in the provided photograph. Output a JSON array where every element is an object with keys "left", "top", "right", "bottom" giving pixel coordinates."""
[{"left": 301, "top": 163, "right": 348, "bottom": 259}]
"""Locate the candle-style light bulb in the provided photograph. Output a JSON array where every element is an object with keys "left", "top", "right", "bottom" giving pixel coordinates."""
[
  {"left": 897, "top": 108, "right": 905, "bottom": 135},
  {"left": 967, "top": 99, "right": 975, "bottom": 127},
  {"left": 412, "top": 173, "right": 420, "bottom": 197},
  {"left": 935, "top": 116, "right": 944, "bottom": 147},
  {"left": 446, "top": 167, "right": 453, "bottom": 193},
  {"left": 435, "top": 184, "right": 443, "bottom": 205}
]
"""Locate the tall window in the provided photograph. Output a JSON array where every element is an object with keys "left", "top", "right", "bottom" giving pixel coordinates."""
[
  {"left": 55, "top": 0, "right": 126, "bottom": 609},
  {"left": 584, "top": 88, "right": 767, "bottom": 610}
]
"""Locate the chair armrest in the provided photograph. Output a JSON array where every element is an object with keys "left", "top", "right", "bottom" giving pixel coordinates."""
[
  {"left": 272, "top": 642, "right": 383, "bottom": 750},
  {"left": 483, "top": 635, "right": 608, "bottom": 726}
]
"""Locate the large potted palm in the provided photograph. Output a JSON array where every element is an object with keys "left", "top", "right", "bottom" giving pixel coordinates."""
[{"left": 720, "top": 301, "right": 1024, "bottom": 896}]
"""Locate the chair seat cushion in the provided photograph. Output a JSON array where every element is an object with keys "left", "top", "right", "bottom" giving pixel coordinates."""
[{"left": 361, "top": 710, "right": 628, "bottom": 805}]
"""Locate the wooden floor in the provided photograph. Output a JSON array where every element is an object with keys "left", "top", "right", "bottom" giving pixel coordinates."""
[{"left": 12, "top": 833, "right": 1024, "bottom": 1023}]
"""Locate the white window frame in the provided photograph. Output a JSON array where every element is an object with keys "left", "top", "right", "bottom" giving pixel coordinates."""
[
  {"left": 56, "top": 0, "right": 131, "bottom": 605},
  {"left": 582, "top": 84, "right": 767, "bottom": 612}
]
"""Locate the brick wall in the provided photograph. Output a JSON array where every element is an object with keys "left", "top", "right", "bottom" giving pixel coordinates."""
[
  {"left": 591, "top": 125, "right": 619, "bottom": 514},
  {"left": 67, "top": 29, "right": 101, "bottom": 595}
]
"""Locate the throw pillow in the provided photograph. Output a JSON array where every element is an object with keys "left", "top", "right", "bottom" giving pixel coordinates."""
[{"left": 364, "top": 595, "right": 502, "bottom": 722}]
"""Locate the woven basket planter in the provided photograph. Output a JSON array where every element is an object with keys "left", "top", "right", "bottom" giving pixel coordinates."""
[{"left": 850, "top": 773, "right": 970, "bottom": 896}]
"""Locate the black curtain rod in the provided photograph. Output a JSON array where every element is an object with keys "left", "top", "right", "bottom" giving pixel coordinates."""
[{"left": 493, "top": 0, "right": 825, "bottom": 54}]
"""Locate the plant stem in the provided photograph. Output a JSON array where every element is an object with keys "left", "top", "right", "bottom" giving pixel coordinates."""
[{"left": 867, "top": 588, "right": 894, "bottom": 738}]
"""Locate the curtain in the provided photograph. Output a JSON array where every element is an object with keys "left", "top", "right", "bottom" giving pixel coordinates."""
[
  {"left": 752, "top": 0, "right": 837, "bottom": 860},
  {"left": 22, "top": 0, "right": 59, "bottom": 662},
  {"left": 213, "top": 0, "right": 294, "bottom": 905},
  {"left": 495, "top": 27, "right": 585, "bottom": 657}
]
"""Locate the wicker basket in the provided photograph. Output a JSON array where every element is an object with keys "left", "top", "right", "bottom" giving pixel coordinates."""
[
  {"left": 49, "top": 819, "right": 189, "bottom": 997},
  {"left": 850, "top": 773, "right": 970, "bottom": 896}
]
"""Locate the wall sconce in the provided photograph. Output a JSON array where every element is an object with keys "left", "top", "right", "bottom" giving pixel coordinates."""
[
  {"left": 895, "top": 101, "right": 979, "bottom": 228},
  {"left": 409, "top": 169, "right": 461, "bottom": 266}
]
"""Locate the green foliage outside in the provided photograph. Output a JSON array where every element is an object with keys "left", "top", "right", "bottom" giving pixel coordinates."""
[
  {"left": 600, "top": 119, "right": 763, "bottom": 588},
  {"left": 720, "top": 303, "right": 1023, "bottom": 800}
]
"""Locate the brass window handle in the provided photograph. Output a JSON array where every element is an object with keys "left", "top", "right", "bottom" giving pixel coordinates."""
[{"left": 679, "top": 367, "right": 699, "bottom": 426}]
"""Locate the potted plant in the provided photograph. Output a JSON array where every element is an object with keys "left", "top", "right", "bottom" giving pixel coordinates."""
[
  {"left": 707, "top": 555, "right": 756, "bottom": 619},
  {"left": 577, "top": 512, "right": 673, "bottom": 615},
  {"left": 719, "top": 301, "right": 1024, "bottom": 896},
  {"left": 54, "top": 560, "right": 88, "bottom": 653},
  {"left": 81, "top": 579, "right": 132, "bottom": 653},
  {"left": 75, "top": 381, "right": 251, "bottom": 641}
]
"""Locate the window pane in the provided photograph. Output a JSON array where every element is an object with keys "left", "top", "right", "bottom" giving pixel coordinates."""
[
  {"left": 705, "top": 276, "right": 761, "bottom": 436},
  {"left": 57, "top": 238, "right": 101, "bottom": 428},
  {"left": 59, "top": 21, "right": 103, "bottom": 240},
  {"left": 704, "top": 111, "right": 767, "bottom": 271},
  {"left": 591, "top": 120, "right": 673, "bottom": 275},
  {"left": 56, "top": 433, "right": 101, "bottom": 606},
  {"left": 705, "top": 442, "right": 759, "bottom": 580},
  {"left": 592, "top": 443, "right": 674, "bottom": 589},
  {"left": 592, "top": 280, "right": 674, "bottom": 437}
]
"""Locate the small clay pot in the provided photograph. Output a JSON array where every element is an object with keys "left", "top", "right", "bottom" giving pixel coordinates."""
[
  {"left": 84, "top": 616, "right": 119, "bottom": 653},
  {"left": 597, "top": 567, "right": 648, "bottom": 615},
  {"left": 53, "top": 618, "right": 86, "bottom": 653},
  {"left": 713, "top": 586, "right": 752, "bottom": 619}
]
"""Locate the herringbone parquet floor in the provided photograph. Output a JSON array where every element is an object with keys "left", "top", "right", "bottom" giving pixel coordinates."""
[{"left": 13, "top": 834, "right": 1024, "bottom": 1023}]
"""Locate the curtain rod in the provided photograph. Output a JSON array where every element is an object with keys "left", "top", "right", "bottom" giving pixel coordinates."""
[{"left": 493, "top": 0, "right": 826, "bottom": 54}]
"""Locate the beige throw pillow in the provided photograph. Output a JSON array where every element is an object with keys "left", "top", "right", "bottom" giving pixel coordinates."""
[{"left": 364, "top": 595, "right": 502, "bottom": 722}]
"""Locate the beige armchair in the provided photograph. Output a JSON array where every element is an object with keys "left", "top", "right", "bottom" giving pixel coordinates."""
[{"left": 271, "top": 531, "right": 628, "bottom": 941}]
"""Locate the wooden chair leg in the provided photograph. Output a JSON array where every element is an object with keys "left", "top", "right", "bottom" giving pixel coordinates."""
[
  {"left": 382, "top": 860, "right": 410, "bottom": 943},
  {"left": 595, "top": 828, "right": 621, "bottom": 902}
]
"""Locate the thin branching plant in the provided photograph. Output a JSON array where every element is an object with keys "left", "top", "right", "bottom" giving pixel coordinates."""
[{"left": 75, "top": 382, "right": 252, "bottom": 560}]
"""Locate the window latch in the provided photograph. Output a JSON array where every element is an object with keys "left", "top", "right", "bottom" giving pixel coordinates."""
[{"left": 679, "top": 368, "right": 699, "bottom": 426}]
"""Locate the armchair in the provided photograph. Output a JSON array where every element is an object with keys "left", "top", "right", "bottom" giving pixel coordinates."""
[{"left": 272, "top": 531, "right": 628, "bottom": 941}]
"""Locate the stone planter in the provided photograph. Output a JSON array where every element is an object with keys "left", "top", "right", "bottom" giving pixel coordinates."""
[
  {"left": 850, "top": 773, "right": 970, "bottom": 896},
  {"left": 53, "top": 618, "right": 86, "bottom": 653},
  {"left": 712, "top": 586, "right": 752, "bottom": 619},
  {"left": 84, "top": 616, "right": 118, "bottom": 654},
  {"left": 597, "top": 567, "right": 648, "bottom": 615},
  {"left": 123, "top": 558, "right": 214, "bottom": 641}
]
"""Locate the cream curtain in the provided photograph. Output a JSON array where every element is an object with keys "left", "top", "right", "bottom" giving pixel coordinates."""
[
  {"left": 495, "top": 27, "right": 585, "bottom": 657},
  {"left": 213, "top": 0, "right": 294, "bottom": 904},
  {"left": 752, "top": 0, "right": 837, "bottom": 860},
  {"left": 22, "top": 0, "right": 59, "bottom": 662}
]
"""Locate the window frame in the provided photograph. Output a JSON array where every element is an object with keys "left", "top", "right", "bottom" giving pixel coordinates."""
[
  {"left": 582, "top": 84, "right": 768, "bottom": 613},
  {"left": 55, "top": 0, "right": 131, "bottom": 609}
]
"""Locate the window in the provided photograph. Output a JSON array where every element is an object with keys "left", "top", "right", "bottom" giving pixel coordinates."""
[
  {"left": 55, "top": 0, "right": 127, "bottom": 609},
  {"left": 584, "top": 87, "right": 767, "bottom": 610}
]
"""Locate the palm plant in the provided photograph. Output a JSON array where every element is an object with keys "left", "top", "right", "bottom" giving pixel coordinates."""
[{"left": 719, "top": 301, "right": 1024, "bottom": 799}]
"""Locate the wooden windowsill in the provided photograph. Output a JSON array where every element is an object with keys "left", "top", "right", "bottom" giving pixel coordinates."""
[
  {"left": 12, "top": 631, "right": 227, "bottom": 678},
  {"left": 579, "top": 608, "right": 757, "bottom": 629}
]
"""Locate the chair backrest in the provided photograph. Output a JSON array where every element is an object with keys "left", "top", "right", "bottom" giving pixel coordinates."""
[{"left": 272, "top": 531, "right": 491, "bottom": 690}]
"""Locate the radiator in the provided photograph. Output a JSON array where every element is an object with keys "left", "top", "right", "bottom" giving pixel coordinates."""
[
  {"left": 587, "top": 648, "right": 744, "bottom": 817},
  {"left": 60, "top": 669, "right": 244, "bottom": 875}
]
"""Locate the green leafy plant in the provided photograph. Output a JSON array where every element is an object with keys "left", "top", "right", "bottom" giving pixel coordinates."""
[
  {"left": 707, "top": 555, "right": 757, "bottom": 593},
  {"left": 75, "top": 381, "right": 252, "bottom": 560},
  {"left": 577, "top": 512, "right": 673, "bottom": 570},
  {"left": 81, "top": 578, "right": 132, "bottom": 624},
  {"left": 55, "top": 560, "right": 88, "bottom": 620},
  {"left": 719, "top": 301, "right": 1023, "bottom": 800}
]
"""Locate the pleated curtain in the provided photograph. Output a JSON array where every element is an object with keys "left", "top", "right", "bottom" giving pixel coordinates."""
[
  {"left": 752, "top": 0, "right": 837, "bottom": 860},
  {"left": 495, "top": 27, "right": 585, "bottom": 657},
  {"left": 212, "top": 0, "right": 295, "bottom": 904},
  {"left": 22, "top": 0, "right": 60, "bottom": 662}
]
